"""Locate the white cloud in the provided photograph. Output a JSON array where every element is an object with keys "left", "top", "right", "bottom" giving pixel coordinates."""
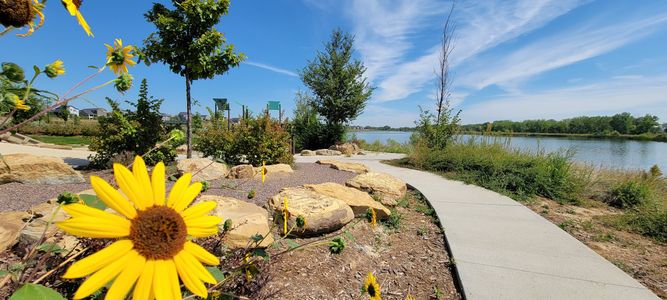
[
  {"left": 243, "top": 61, "right": 298, "bottom": 77},
  {"left": 356, "top": 0, "right": 584, "bottom": 102},
  {"left": 461, "top": 75, "right": 667, "bottom": 123},
  {"left": 458, "top": 13, "right": 667, "bottom": 90}
]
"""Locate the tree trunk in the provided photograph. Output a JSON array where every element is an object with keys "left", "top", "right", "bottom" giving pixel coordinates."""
[{"left": 185, "top": 75, "right": 192, "bottom": 158}]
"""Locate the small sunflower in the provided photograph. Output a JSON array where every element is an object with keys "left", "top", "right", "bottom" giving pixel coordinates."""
[
  {"left": 45, "top": 59, "right": 65, "bottom": 78},
  {"left": 363, "top": 272, "right": 382, "bottom": 300},
  {"left": 61, "top": 0, "right": 93, "bottom": 37},
  {"left": 105, "top": 38, "right": 137, "bottom": 75},
  {"left": 57, "top": 156, "right": 222, "bottom": 299},
  {"left": 15, "top": 99, "right": 31, "bottom": 111}
]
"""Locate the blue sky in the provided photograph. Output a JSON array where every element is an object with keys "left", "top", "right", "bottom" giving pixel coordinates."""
[{"left": 2, "top": 0, "right": 667, "bottom": 127}]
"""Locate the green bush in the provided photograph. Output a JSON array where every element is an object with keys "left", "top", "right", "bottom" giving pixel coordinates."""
[
  {"left": 629, "top": 209, "right": 667, "bottom": 242},
  {"left": 607, "top": 181, "right": 650, "bottom": 209},
  {"left": 195, "top": 111, "right": 293, "bottom": 167},
  {"left": 17, "top": 120, "right": 100, "bottom": 136},
  {"left": 290, "top": 91, "right": 327, "bottom": 151},
  {"left": 401, "top": 140, "right": 585, "bottom": 203}
]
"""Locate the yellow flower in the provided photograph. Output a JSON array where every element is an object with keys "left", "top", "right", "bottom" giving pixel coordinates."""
[
  {"left": 15, "top": 99, "right": 31, "bottom": 111},
  {"left": 363, "top": 272, "right": 381, "bottom": 300},
  {"left": 57, "top": 156, "right": 221, "bottom": 299},
  {"left": 105, "top": 38, "right": 137, "bottom": 75},
  {"left": 406, "top": 295, "right": 415, "bottom": 300},
  {"left": 45, "top": 59, "right": 65, "bottom": 78},
  {"left": 11, "top": 0, "right": 45, "bottom": 37},
  {"left": 61, "top": 0, "right": 93, "bottom": 37},
  {"left": 243, "top": 253, "right": 252, "bottom": 282}
]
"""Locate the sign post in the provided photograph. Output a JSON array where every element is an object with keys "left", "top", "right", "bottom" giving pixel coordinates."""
[{"left": 267, "top": 101, "right": 281, "bottom": 122}]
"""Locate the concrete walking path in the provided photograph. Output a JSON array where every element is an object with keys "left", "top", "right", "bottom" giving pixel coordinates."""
[{"left": 296, "top": 153, "right": 659, "bottom": 300}]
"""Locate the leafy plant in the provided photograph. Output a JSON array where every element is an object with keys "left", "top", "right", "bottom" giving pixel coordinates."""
[
  {"left": 247, "top": 188, "right": 255, "bottom": 199},
  {"left": 382, "top": 208, "right": 403, "bottom": 231},
  {"left": 607, "top": 180, "right": 650, "bottom": 209},
  {"left": 328, "top": 237, "right": 345, "bottom": 254}
]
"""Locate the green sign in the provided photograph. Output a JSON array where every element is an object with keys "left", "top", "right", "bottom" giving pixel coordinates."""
[
  {"left": 213, "top": 98, "right": 229, "bottom": 110},
  {"left": 267, "top": 101, "right": 280, "bottom": 110}
]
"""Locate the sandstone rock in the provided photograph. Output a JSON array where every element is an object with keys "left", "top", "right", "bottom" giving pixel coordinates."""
[
  {"left": 268, "top": 187, "right": 354, "bottom": 236},
  {"left": 346, "top": 172, "right": 407, "bottom": 206},
  {"left": 315, "top": 149, "right": 342, "bottom": 156},
  {"left": 0, "top": 211, "right": 29, "bottom": 252},
  {"left": 304, "top": 183, "right": 390, "bottom": 219},
  {"left": 0, "top": 154, "right": 85, "bottom": 184},
  {"left": 329, "top": 143, "right": 360, "bottom": 155},
  {"left": 176, "top": 144, "right": 188, "bottom": 154},
  {"left": 300, "top": 150, "right": 316, "bottom": 156},
  {"left": 316, "top": 160, "right": 369, "bottom": 174},
  {"left": 254, "top": 163, "right": 294, "bottom": 178},
  {"left": 227, "top": 164, "right": 255, "bottom": 179},
  {"left": 198, "top": 195, "right": 274, "bottom": 249},
  {"left": 177, "top": 158, "right": 228, "bottom": 182}
]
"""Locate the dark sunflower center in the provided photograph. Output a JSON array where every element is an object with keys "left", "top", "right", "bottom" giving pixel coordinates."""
[
  {"left": 130, "top": 205, "right": 187, "bottom": 260},
  {"left": 110, "top": 50, "right": 126, "bottom": 65},
  {"left": 367, "top": 284, "right": 377, "bottom": 296}
]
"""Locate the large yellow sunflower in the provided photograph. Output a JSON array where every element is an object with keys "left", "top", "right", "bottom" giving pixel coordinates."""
[
  {"left": 105, "top": 38, "right": 137, "bottom": 75},
  {"left": 363, "top": 272, "right": 382, "bottom": 300},
  {"left": 57, "top": 156, "right": 222, "bottom": 300}
]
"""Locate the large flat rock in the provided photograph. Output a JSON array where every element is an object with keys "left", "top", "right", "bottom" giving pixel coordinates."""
[
  {"left": 177, "top": 158, "right": 228, "bottom": 182},
  {"left": 303, "top": 182, "right": 390, "bottom": 219},
  {"left": 0, "top": 153, "right": 85, "bottom": 184},
  {"left": 268, "top": 187, "right": 354, "bottom": 237},
  {"left": 316, "top": 159, "right": 369, "bottom": 174},
  {"left": 198, "top": 195, "right": 274, "bottom": 249},
  {"left": 346, "top": 172, "right": 407, "bottom": 206}
]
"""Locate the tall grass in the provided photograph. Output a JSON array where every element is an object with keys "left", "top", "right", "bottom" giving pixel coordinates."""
[{"left": 354, "top": 138, "right": 412, "bottom": 154}]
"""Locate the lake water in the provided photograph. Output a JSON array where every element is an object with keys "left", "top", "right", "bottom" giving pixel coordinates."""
[{"left": 350, "top": 131, "right": 667, "bottom": 171}]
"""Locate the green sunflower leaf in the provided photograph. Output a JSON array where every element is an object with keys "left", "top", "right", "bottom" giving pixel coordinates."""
[
  {"left": 205, "top": 267, "right": 225, "bottom": 283},
  {"left": 285, "top": 239, "right": 300, "bottom": 250},
  {"left": 9, "top": 283, "right": 66, "bottom": 300},
  {"left": 79, "top": 194, "right": 107, "bottom": 210},
  {"left": 36, "top": 243, "right": 65, "bottom": 254}
]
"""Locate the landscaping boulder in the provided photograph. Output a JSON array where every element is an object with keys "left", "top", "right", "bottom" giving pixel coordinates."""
[
  {"left": 315, "top": 149, "right": 342, "bottom": 156},
  {"left": 329, "top": 143, "right": 360, "bottom": 155},
  {"left": 227, "top": 164, "right": 255, "bottom": 179},
  {"left": 177, "top": 158, "right": 228, "bottom": 182},
  {"left": 0, "top": 154, "right": 85, "bottom": 184},
  {"left": 300, "top": 150, "right": 316, "bottom": 156},
  {"left": 0, "top": 211, "right": 29, "bottom": 252},
  {"left": 197, "top": 195, "right": 274, "bottom": 249},
  {"left": 254, "top": 163, "right": 294, "bottom": 178},
  {"left": 268, "top": 187, "right": 354, "bottom": 236},
  {"left": 346, "top": 172, "right": 407, "bottom": 206},
  {"left": 304, "top": 183, "right": 390, "bottom": 219},
  {"left": 316, "top": 160, "right": 369, "bottom": 174}
]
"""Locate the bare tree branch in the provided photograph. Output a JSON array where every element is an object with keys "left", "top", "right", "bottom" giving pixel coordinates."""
[{"left": 436, "top": 1, "right": 456, "bottom": 125}]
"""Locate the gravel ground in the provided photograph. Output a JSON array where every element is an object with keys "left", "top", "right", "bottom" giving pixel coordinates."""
[{"left": 0, "top": 163, "right": 356, "bottom": 212}]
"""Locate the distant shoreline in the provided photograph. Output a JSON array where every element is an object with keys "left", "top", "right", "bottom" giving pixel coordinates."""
[{"left": 460, "top": 131, "right": 667, "bottom": 143}]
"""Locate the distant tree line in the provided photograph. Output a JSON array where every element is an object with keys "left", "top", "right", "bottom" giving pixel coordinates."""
[
  {"left": 462, "top": 113, "right": 665, "bottom": 135},
  {"left": 348, "top": 125, "right": 415, "bottom": 132}
]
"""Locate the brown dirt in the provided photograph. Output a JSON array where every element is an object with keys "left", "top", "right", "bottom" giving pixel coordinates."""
[{"left": 527, "top": 197, "right": 667, "bottom": 298}]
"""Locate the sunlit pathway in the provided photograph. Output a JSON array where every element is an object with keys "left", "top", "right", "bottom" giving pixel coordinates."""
[{"left": 296, "top": 152, "right": 660, "bottom": 300}]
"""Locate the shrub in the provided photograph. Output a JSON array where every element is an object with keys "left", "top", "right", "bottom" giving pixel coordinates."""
[
  {"left": 290, "top": 91, "right": 327, "bottom": 151},
  {"left": 629, "top": 209, "right": 667, "bottom": 242},
  {"left": 606, "top": 180, "right": 650, "bottom": 209},
  {"left": 196, "top": 111, "right": 293, "bottom": 167},
  {"left": 649, "top": 164, "right": 663, "bottom": 178}
]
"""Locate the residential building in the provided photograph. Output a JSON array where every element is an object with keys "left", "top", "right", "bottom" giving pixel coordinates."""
[
  {"left": 55, "top": 105, "right": 79, "bottom": 116},
  {"left": 79, "top": 108, "right": 108, "bottom": 119}
]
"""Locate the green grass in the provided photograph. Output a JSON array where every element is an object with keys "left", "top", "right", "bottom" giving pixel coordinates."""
[
  {"left": 28, "top": 135, "right": 91, "bottom": 145},
  {"left": 354, "top": 138, "right": 412, "bottom": 154}
]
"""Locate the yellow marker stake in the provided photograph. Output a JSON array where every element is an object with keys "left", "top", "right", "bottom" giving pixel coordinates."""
[
  {"left": 262, "top": 161, "right": 266, "bottom": 184},
  {"left": 282, "top": 196, "right": 289, "bottom": 236}
]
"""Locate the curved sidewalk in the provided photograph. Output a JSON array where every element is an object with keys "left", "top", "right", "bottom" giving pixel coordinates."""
[{"left": 296, "top": 153, "right": 659, "bottom": 300}]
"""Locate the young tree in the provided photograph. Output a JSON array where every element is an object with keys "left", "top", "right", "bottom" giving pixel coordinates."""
[
  {"left": 300, "top": 29, "right": 372, "bottom": 145},
  {"left": 127, "top": 78, "right": 164, "bottom": 155},
  {"left": 142, "top": 0, "right": 245, "bottom": 158},
  {"left": 291, "top": 91, "right": 325, "bottom": 150}
]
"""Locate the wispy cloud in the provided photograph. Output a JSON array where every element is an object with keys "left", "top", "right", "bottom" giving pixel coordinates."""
[
  {"left": 243, "top": 61, "right": 298, "bottom": 77},
  {"left": 351, "top": 0, "right": 584, "bottom": 102},
  {"left": 458, "top": 13, "right": 667, "bottom": 90},
  {"left": 462, "top": 75, "right": 667, "bottom": 123}
]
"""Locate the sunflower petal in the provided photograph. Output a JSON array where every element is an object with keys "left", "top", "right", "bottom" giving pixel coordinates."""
[
  {"left": 184, "top": 241, "right": 219, "bottom": 265},
  {"left": 63, "top": 240, "right": 133, "bottom": 279},
  {"left": 132, "top": 156, "right": 154, "bottom": 207},
  {"left": 166, "top": 260, "right": 183, "bottom": 300},
  {"left": 57, "top": 217, "right": 130, "bottom": 238},
  {"left": 105, "top": 250, "right": 146, "bottom": 300},
  {"left": 132, "top": 260, "right": 155, "bottom": 300},
  {"left": 172, "top": 182, "right": 202, "bottom": 212},
  {"left": 185, "top": 215, "right": 222, "bottom": 229},
  {"left": 62, "top": 203, "right": 127, "bottom": 222},
  {"left": 181, "top": 201, "right": 216, "bottom": 220},
  {"left": 178, "top": 250, "right": 216, "bottom": 284},
  {"left": 167, "top": 173, "right": 192, "bottom": 208},
  {"left": 90, "top": 176, "right": 137, "bottom": 219},
  {"left": 152, "top": 162, "right": 166, "bottom": 205},
  {"left": 114, "top": 163, "right": 148, "bottom": 210},
  {"left": 173, "top": 252, "right": 207, "bottom": 298},
  {"left": 154, "top": 260, "right": 182, "bottom": 300},
  {"left": 73, "top": 250, "right": 136, "bottom": 299},
  {"left": 187, "top": 227, "right": 218, "bottom": 238}
]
